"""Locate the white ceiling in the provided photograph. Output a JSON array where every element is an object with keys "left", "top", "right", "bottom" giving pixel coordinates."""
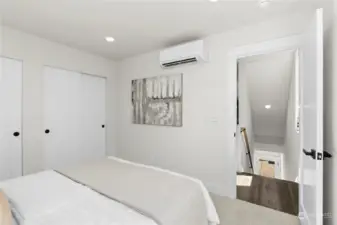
[
  {"left": 0, "top": 0, "right": 324, "bottom": 60},
  {"left": 239, "top": 50, "right": 295, "bottom": 143}
]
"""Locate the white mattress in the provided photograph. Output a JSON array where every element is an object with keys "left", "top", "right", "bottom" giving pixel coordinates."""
[{"left": 0, "top": 171, "right": 158, "bottom": 225}]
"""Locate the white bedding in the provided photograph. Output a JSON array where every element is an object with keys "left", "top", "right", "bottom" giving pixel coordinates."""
[
  {"left": 107, "top": 156, "right": 220, "bottom": 225},
  {"left": 0, "top": 171, "right": 157, "bottom": 225},
  {"left": 0, "top": 158, "right": 220, "bottom": 225}
]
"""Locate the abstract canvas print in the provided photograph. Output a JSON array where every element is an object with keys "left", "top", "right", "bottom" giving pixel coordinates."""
[{"left": 131, "top": 74, "right": 183, "bottom": 127}]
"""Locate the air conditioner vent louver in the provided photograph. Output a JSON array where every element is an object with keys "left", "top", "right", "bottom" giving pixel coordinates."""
[
  {"left": 160, "top": 40, "right": 208, "bottom": 69},
  {"left": 162, "top": 57, "right": 198, "bottom": 68}
]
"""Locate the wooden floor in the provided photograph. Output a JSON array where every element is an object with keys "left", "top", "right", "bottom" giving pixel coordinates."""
[
  {"left": 237, "top": 172, "right": 299, "bottom": 215},
  {"left": 211, "top": 194, "right": 300, "bottom": 225}
]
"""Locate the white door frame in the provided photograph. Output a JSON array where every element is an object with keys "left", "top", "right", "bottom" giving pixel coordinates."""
[
  {"left": 229, "top": 35, "right": 302, "bottom": 198},
  {"left": 254, "top": 150, "right": 284, "bottom": 180}
]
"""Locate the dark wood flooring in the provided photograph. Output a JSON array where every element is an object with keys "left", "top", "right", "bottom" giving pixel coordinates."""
[{"left": 237, "top": 172, "right": 299, "bottom": 216}]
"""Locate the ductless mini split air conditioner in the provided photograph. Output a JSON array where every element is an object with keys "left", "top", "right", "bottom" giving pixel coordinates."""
[{"left": 159, "top": 40, "right": 208, "bottom": 69}]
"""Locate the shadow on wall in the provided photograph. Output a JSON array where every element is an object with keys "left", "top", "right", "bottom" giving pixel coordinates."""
[{"left": 323, "top": 5, "right": 335, "bottom": 225}]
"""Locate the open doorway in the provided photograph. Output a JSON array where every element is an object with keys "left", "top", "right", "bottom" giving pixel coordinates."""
[
  {"left": 236, "top": 49, "right": 300, "bottom": 215},
  {"left": 231, "top": 9, "right": 324, "bottom": 225}
]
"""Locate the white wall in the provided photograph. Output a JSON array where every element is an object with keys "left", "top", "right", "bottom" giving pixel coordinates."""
[
  {"left": 0, "top": 14, "right": 2, "bottom": 55},
  {"left": 237, "top": 64, "right": 255, "bottom": 173},
  {"left": 255, "top": 143, "right": 285, "bottom": 153},
  {"left": 115, "top": 12, "right": 313, "bottom": 196},
  {"left": 254, "top": 135, "right": 285, "bottom": 145},
  {"left": 283, "top": 73, "right": 300, "bottom": 182},
  {"left": 1, "top": 26, "right": 117, "bottom": 175}
]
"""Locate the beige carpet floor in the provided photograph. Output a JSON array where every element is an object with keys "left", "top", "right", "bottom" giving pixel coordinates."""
[{"left": 211, "top": 194, "right": 300, "bottom": 225}]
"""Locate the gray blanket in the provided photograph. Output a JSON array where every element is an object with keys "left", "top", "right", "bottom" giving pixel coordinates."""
[{"left": 59, "top": 158, "right": 209, "bottom": 225}]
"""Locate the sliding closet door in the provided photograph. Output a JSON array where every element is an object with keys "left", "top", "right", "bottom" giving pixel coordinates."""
[
  {"left": 0, "top": 58, "right": 22, "bottom": 180},
  {"left": 44, "top": 67, "right": 106, "bottom": 170},
  {"left": 80, "top": 74, "right": 106, "bottom": 160},
  {"left": 44, "top": 67, "right": 82, "bottom": 169}
]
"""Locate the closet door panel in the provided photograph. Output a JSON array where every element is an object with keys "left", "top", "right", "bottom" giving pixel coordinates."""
[
  {"left": 0, "top": 58, "right": 22, "bottom": 180},
  {"left": 44, "top": 67, "right": 81, "bottom": 169},
  {"left": 80, "top": 74, "right": 106, "bottom": 161}
]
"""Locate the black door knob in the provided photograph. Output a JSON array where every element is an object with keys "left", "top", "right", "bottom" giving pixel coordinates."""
[
  {"left": 13, "top": 132, "right": 20, "bottom": 137},
  {"left": 102, "top": 125, "right": 105, "bottom": 128},
  {"left": 45, "top": 129, "right": 50, "bottom": 134}
]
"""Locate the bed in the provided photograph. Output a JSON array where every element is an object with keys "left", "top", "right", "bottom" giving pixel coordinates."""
[{"left": 0, "top": 157, "right": 220, "bottom": 225}]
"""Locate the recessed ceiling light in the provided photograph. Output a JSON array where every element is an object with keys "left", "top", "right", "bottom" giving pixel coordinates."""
[
  {"left": 105, "top": 37, "right": 115, "bottom": 43},
  {"left": 265, "top": 105, "right": 272, "bottom": 109},
  {"left": 209, "top": 0, "right": 219, "bottom": 2},
  {"left": 259, "top": 0, "right": 271, "bottom": 7}
]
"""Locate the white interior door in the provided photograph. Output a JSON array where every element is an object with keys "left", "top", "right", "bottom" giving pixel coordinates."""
[
  {"left": 0, "top": 57, "right": 22, "bottom": 180},
  {"left": 254, "top": 150, "right": 283, "bottom": 179},
  {"left": 79, "top": 74, "right": 106, "bottom": 161},
  {"left": 299, "top": 8, "right": 323, "bottom": 225},
  {"left": 44, "top": 67, "right": 82, "bottom": 170}
]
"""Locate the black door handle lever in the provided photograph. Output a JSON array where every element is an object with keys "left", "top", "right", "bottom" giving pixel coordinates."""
[
  {"left": 323, "top": 151, "right": 332, "bottom": 159},
  {"left": 303, "top": 149, "right": 332, "bottom": 160},
  {"left": 303, "top": 149, "right": 316, "bottom": 159}
]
